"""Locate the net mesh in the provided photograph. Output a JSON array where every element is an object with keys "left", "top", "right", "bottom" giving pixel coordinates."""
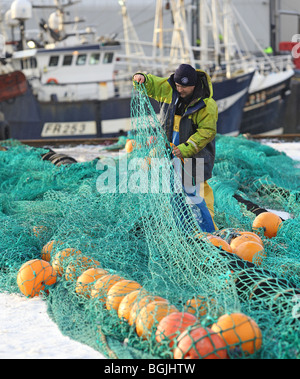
[{"left": 0, "top": 86, "right": 299, "bottom": 359}]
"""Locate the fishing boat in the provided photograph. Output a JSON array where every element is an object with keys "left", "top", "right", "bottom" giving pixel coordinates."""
[
  {"left": 125, "top": 0, "right": 255, "bottom": 136},
  {"left": 228, "top": 2, "right": 295, "bottom": 135},
  {"left": 0, "top": 0, "right": 291, "bottom": 141},
  {"left": 188, "top": 0, "right": 295, "bottom": 136},
  {"left": 240, "top": 59, "right": 294, "bottom": 135}
]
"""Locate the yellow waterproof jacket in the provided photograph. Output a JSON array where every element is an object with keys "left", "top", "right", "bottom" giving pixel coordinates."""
[{"left": 135, "top": 70, "right": 218, "bottom": 182}]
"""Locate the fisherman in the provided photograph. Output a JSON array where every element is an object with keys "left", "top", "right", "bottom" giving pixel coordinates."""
[{"left": 133, "top": 64, "right": 218, "bottom": 232}]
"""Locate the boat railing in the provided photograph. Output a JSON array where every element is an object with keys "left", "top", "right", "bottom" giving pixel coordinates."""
[
  {"left": 193, "top": 55, "right": 257, "bottom": 81},
  {"left": 253, "top": 55, "right": 295, "bottom": 74},
  {"left": 198, "top": 54, "right": 295, "bottom": 80},
  {"left": 115, "top": 48, "right": 257, "bottom": 81},
  {"left": 115, "top": 53, "right": 181, "bottom": 76}
]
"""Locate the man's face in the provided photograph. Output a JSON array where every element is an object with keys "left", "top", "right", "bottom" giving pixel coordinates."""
[{"left": 175, "top": 83, "right": 195, "bottom": 98}]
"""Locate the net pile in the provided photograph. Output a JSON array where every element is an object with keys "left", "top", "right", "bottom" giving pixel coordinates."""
[{"left": 0, "top": 86, "right": 299, "bottom": 359}]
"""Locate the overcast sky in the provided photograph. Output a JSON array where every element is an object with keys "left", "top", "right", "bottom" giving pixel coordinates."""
[{"left": 1, "top": 0, "right": 300, "bottom": 50}]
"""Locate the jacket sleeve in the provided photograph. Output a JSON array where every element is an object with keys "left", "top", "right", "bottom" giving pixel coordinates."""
[
  {"left": 177, "top": 98, "right": 218, "bottom": 158},
  {"left": 133, "top": 73, "right": 172, "bottom": 103}
]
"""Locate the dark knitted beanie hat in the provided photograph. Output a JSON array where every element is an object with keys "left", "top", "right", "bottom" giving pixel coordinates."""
[{"left": 174, "top": 64, "right": 197, "bottom": 86}]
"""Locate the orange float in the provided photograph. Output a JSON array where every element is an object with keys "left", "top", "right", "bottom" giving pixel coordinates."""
[
  {"left": 155, "top": 312, "right": 197, "bottom": 348},
  {"left": 128, "top": 295, "right": 168, "bottom": 326},
  {"left": 135, "top": 301, "right": 178, "bottom": 340},
  {"left": 125, "top": 139, "right": 136, "bottom": 153},
  {"left": 184, "top": 295, "right": 216, "bottom": 317},
  {"left": 41, "top": 240, "right": 63, "bottom": 262},
  {"left": 51, "top": 248, "right": 82, "bottom": 276},
  {"left": 211, "top": 312, "right": 262, "bottom": 355},
  {"left": 17, "top": 259, "right": 57, "bottom": 298},
  {"left": 240, "top": 231, "right": 264, "bottom": 243},
  {"left": 230, "top": 233, "right": 263, "bottom": 252},
  {"left": 252, "top": 212, "right": 283, "bottom": 238},
  {"left": 174, "top": 326, "right": 228, "bottom": 359},
  {"left": 65, "top": 256, "right": 101, "bottom": 281},
  {"left": 117, "top": 289, "right": 148, "bottom": 321},
  {"left": 106, "top": 280, "right": 142, "bottom": 311},
  {"left": 206, "top": 235, "right": 233, "bottom": 253},
  {"left": 234, "top": 241, "right": 266, "bottom": 266},
  {"left": 75, "top": 268, "right": 108, "bottom": 298},
  {"left": 90, "top": 274, "right": 124, "bottom": 303}
]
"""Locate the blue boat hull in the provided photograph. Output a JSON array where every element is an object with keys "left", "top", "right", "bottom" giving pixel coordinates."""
[
  {"left": 213, "top": 71, "right": 254, "bottom": 135},
  {"left": 0, "top": 71, "right": 254, "bottom": 140},
  {"left": 240, "top": 77, "right": 292, "bottom": 135}
]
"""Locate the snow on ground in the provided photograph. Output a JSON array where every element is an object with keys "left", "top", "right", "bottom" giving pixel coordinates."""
[
  {"left": 51, "top": 139, "right": 300, "bottom": 164},
  {"left": 261, "top": 140, "right": 300, "bottom": 166},
  {"left": 0, "top": 139, "right": 299, "bottom": 359},
  {"left": 0, "top": 293, "right": 105, "bottom": 359}
]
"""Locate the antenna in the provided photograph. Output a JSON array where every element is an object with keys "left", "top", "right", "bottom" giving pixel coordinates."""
[{"left": 33, "top": 0, "right": 84, "bottom": 43}]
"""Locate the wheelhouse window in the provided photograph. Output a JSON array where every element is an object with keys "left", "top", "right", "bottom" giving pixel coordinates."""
[
  {"left": 89, "top": 53, "right": 100, "bottom": 65},
  {"left": 103, "top": 52, "right": 114, "bottom": 64},
  {"left": 63, "top": 55, "right": 73, "bottom": 66},
  {"left": 76, "top": 54, "right": 87, "bottom": 65},
  {"left": 21, "top": 57, "right": 37, "bottom": 69},
  {"left": 49, "top": 56, "right": 59, "bottom": 66}
]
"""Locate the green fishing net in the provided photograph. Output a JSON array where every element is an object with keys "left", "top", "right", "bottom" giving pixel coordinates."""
[{"left": 0, "top": 86, "right": 299, "bottom": 359}]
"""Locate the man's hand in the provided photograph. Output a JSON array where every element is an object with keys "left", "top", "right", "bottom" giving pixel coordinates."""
[
  {"left": 172, "top": 145, "right": 183, "bottom": 160},
  {"left": 133, "top": 74, "right": 145, "bottom": 84}
]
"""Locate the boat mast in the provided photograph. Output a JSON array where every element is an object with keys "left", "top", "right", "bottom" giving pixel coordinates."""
[
  {"left": 270, "top": 0, "right": 278, "bottom": 54},
  {"left": 197, "top": 0, "right": 224, "bottom": 72},
  {"left": 270, "top": 0, "right": 289, "bottom": 54},
  {"left": 169, "top": 0, "right": 195, "bottom": 67},
  {"left": 211, "top": 0, "right": 221, "bottom": 69},
  {"left": 152, "top": 0, "right": 165, "bottom": 73},
  {"left": 199, "top": 0, "right": 209, "bottom": 67},
  {"left": 223, "top": 0, "right": 233, "bottom": 78},
  {"left": 118, "top": 0, "right": 147, "bottom": 72}
]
